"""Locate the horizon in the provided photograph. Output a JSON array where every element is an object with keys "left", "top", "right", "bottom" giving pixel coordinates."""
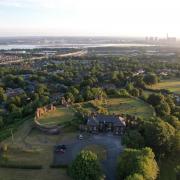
[{"left": 0, "top": 0, "right": 180, "bottom": 37}]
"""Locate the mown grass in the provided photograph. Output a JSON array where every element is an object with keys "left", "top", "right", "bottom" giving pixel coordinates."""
[
  {"left": 105, "top": 98, "right": 155, "bottom": 119},
  {"left": 80, "top": 97, "right": 155, "bottom": 120},
  {"left": 0, "top": 135, "right": 72, "bottom": 180},
  {"left": 37, "top": 107, "right": 74, "bottom": 126},
  {"left": 0, "top": 117, "right": 76, "bottom": 180},
  {"left": 0, "top": 168, "right": 70, "bottom": 180},
  {"left": 150, "top": 79, "right": 180, "bottom": 94}
]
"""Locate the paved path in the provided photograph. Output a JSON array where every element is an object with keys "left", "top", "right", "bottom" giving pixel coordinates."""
[{"left": 53, "top": 133, "right": 124, "bottom": 180}]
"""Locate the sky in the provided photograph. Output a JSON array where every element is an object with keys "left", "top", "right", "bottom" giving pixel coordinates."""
[{"left": 0, "top": 0, "right": 180, "bottom": 37}]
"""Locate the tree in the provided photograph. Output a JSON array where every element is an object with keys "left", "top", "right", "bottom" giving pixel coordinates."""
[
  {"left": 119, "top": 89, "right": 129, "bottom": 97},
  {"left": 0, "top": 87, "right": 6, "bottom": 102},
  {"left": 175, "top": 165, "right": 180, "bottom": 180},
  {"left": 125, "top": 173, "right": 144, "bottom": 180},
  {"left": 165, "top": 115, "right": 180, "bottom": 130},
  {"left": 91, "top": 87, "right": 107, "bottom": 100},
  {"left": 130, "top": 88, "right": 140, "bottom": 97},
  {"left": 165, "top": 95, "right": 175, "bottom": 111},
  {"left": 143, "top": 74, "right": 158, "bottom": 85},
  {"left": 147, "top": 94, "right": 164, "bottom": 106},
  {"left": 9, "top": 96, "right": 22, "bottom": 107},
  {"left": 171, "top": 131, "right": 180, "bottom": 158},
  {"left": 8, "top": 103, "right": 18, "bottom": 112},
  {"left": 134, "top": 76, "right": 146, "bottom": 88},
  {"left": 126, "top": 83, "right": 134, "bottom": 91},
  {"left": 143, "top": 119, "right": 175, "bottom": 157},
  {"left": 69, "top": 87, "right": 79, "bottom": 96},
  {"left": 122, "top": 130, "right": 145, "bottom": 149},
  {"left": 0, "top": 116, "right": 4, "bottom": 128},
  {"left": 69, "top": 150, "right": 102, "bottom": 180},
  {"left": 65, "top": 92, "right": 75, "bottom": 103},
  {"left": 155, "top": 101, "right": 171, "bottom": 116},
  {"left": 83, "top": 87, "right": 94, "bottom": 101},
  {"left": 36, "top": 84, "right": 47, "bottom": 95},
  {"left": 111, "top": 71, "right": 119, "bottom": 82},
  {"left": 117, "top": 147, "right": 159, "bottom": 180}
]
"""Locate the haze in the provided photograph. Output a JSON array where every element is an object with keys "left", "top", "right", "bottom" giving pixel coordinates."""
[{"left": 0, "top": 0, "right": 180, "bottom": 37}]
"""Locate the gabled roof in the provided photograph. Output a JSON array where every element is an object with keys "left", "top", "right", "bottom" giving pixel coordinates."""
[{"left": 87, "top": 115, "right": 126, "bottom": 127}]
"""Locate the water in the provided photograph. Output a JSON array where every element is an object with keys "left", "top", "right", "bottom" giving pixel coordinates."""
[{"left": 0, "top": 43, "right": 156, "bottom": 50}]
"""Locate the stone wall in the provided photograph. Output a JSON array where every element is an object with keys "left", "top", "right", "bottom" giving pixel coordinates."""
[
  {"left": 35, "top": 104, "right": 56, "bottom": 119},
  {"left": 34, "top": 104, "right": 60, "bottom": 135}
]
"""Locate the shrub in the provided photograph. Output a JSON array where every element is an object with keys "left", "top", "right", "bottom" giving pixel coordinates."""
[{"left": 0, "top": 163, "right": 43, "bottom": 169}]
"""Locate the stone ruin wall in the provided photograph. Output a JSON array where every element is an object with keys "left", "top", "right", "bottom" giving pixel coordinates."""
[
  {"left": 34, "top": 104, "right": 60, "bottom": 134},
  {"left": 35, "top": 104, "right": 56, "bottom": 120}
]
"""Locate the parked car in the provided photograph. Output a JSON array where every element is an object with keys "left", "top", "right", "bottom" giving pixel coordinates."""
[
  {"left": 54, "top": 144, "right": 67, "bottom": 153},
  {"left": 78, "top": 134, "right": 83, "bottom": 140}
]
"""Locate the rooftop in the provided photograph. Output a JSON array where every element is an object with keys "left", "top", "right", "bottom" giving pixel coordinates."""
[{"left": 87, "top": 114, "right": 126, "bottom": 127}]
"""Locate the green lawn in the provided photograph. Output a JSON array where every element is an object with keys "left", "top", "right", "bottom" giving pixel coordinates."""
[
  {"left": 0, "top": 168, "right": 70, "bottom": 180},
  {"left": 37, "top": 107, "right": 74, "bottom": 126},
  {"left": 0, "top": 142, "right": 71, "bottom": 180},
  {"left": 105, "top": 98, "right": 155, "bottom": 119},
  {"left": 80, "top": 97, "right": 155, "bottom": 120},
  {"left": 150, "top": 79, "right": 180, "bottom": 94},
  {"left": 0, "top": 117, "right": 76, "bottom": 180}
]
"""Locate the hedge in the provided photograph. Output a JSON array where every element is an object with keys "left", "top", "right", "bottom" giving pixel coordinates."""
[
  {"left": 50, "top": 164, "right": 68, "bottom": 169},
  {"left": 0, "top": 163, "right": 43, "bottom": 169}
]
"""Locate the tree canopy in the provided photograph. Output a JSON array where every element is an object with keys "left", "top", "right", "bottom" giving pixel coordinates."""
[
  {"left": 143, "top": 119, "right": 175, "bottom": 157},
  {"left": 117, "top": 147, "right": 159, "bottom": 180},
  {"left": 69, "top": 150, "right": 102, "bottom": 180}
]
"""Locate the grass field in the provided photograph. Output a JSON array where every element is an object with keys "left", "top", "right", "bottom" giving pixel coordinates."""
[
  {"left": 0, "top": 119, "right": 76, "bottom": 180},
  {"left": 38, "top": 107, "right": 74, "bottom": 126},
  {"left": 80, "top": 97, "right": 155, "bottom": 119},
  {"left": 0, "top": 144, "right": 71, "bottom": 180},
  {"left": 0, "top": 168, "right": 70, "bottom": 180},
  {"left": 105, "top": 98, "right": 155, "bottom": 119},
  {"left": 150, "top": 79, "right": 180, "bottom": 94}
]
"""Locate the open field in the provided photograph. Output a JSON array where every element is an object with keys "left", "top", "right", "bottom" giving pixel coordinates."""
[
  {"left": 80, "top": 97, "right": 155, "bottom": 120},
  {"left": 37, "top": 107, "right": 74, "bottom": 126},
  {"left": 0, "top": 146, "right": 71, "bottom": 180},
  {"left": 150, "top": 79, "right": 180, "bottom": 94},
  {"left": 0, "top": 119, "right": 76, "bottom": 180},
  {"left": 0, "top": 168, "right": 70, "bottom": 180},
  {"left": 105, "top": 98, "right": 155, "bottom": 119}
]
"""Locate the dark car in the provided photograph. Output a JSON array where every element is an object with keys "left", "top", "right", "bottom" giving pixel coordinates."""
[{"left": 54, "top": 144, "right": 67, "bottom": 153}]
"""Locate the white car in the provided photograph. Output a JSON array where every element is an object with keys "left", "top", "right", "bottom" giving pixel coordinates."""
[{"left": 78, "top": 134, "right": 83, "bottom": 140}]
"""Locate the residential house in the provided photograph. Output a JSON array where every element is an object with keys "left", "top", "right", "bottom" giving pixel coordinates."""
[{"left": 81, "top": 114, "right": 126, "bottom": 135}]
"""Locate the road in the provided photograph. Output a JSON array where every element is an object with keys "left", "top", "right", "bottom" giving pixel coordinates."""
[
  {"left": 0, "top": 50, "right": 87, "bottom": 65},
  {"left": 55, "top": 50, "right": 87, "bottom": 57}
]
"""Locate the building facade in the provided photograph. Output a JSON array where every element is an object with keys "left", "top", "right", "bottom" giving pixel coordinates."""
[{"left": 80, "top": 114, "right": 126, "bottom": 135}]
